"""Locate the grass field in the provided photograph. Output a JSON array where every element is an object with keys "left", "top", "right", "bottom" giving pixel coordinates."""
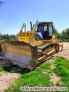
[
  {"left": 53, "top": 56, "right": 69, "bottom": 89},
  {"left": 0, "top": 40, "right": 4, "bottom": 42},
  {"left": 4, "top": 63, "right": 52, "bottom": 92},
  {"left": 0, "top": 67, "right": 4, "bottom": 72},
  {"left": 0, "top": 56, "right": 67, "bottom": 92}
]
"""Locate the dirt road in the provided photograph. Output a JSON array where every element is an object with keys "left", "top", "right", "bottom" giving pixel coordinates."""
[{"left": 54, "top": 42, "right": 69, "bottom": 60}]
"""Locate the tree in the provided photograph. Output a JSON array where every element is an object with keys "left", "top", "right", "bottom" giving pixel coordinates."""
[
  {"left": 61, "top": 28, "right": 69, "bottom": 41},
  {"left": 53, "top": 26, "right": 60, "bottom": 39},
  {"left": 9, "top": 35, "right": 16, "bottom": 41},
  {"left": 66, "top": 28, "right": 69, "bottom": 36},
  {"left": 2, "top": 34, "right": 9, "bottom": 40}
]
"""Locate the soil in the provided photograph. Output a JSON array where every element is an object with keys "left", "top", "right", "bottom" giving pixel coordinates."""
[
  {"left": 54, "top": 42, "right": 69, "bottom": 60},
  {"left": 0, "top": 72, "right": 20, "bottom": 92},
  {"left": 0, "top": 59, "right": 20, "bottom": 92}
]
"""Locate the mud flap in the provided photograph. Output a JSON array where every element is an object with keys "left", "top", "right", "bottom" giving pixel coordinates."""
[{"left": 0, "top": 41, "right": 38, "bottom": 70}]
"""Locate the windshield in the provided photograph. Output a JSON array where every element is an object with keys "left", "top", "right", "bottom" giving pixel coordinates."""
[
  {"left": 48, "top": 23, "right": 53, "bottom": 36},
  {"left": 36, "top": 24, "right": 48, "bottom": 32},
  {"left": 44, "top": 25, "right": 47, "bottom": 31},
  {"left": 37, "top": 24, "right": 42, "bottom": 32}
]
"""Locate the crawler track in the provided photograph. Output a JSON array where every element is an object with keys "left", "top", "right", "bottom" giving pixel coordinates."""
[{"left": 38, "top": 43, "right": 59, "bottom": 63}]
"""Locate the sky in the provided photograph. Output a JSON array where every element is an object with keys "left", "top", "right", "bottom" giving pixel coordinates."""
[{"left": 0, "top": 0, "right": 69, "bottom": 35}]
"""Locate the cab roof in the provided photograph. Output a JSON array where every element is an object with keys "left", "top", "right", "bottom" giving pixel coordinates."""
[{"left": 38, "top": 22, "right": 53, "bottom": 24}]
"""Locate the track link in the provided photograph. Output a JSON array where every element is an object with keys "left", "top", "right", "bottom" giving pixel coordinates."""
[{"left": 38, "top": 43, "right": 59, "bottom": 63}]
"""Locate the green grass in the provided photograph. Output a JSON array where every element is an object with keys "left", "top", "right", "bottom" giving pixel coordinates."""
[
  {"left": 0, "top": 40, "right": 4, "bottom": 71},
  {"left": 0, "top": 64, "right": 22, "bottom": 73},
  {"left": 0, "top": 40, "right": 4, "bottom": 42},
  {"left": 0, "top": 67, "right": 4, "bottom": 72},
  {"left": 53, "top": 56, "right": 69, "bottom": 89},
  {"left": 0, "top": 56, "right": 69, "bottom": 92},
  {"left": 4, "top": 63, "right": 52, "bottom": 92}
]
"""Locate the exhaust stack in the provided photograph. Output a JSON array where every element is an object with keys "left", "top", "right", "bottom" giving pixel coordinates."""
[
  {"left": 24, "top": 25, "right": 26, "bottom": 32},
  {"left": 30, "top": 21, "right": 32, "bottom": 31}
]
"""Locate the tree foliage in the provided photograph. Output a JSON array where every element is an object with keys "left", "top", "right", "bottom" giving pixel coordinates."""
[
  {"left": 2, "top": 34, "right": 16, "bottom": 41},
  {"left": 53, "top": 26, "right": 60, "bottom": 39},
  {"left": 61, "top": 28, "right": 69, "bottom": 41},
  {"left": 2, "top": 34, "right": 9, "bottom": 40},
  {"left": 1, "top": 27, "right": 69, "bottom": 41},
  {"left": 53, "top": 26, "right": 69, "bottom": 41}
]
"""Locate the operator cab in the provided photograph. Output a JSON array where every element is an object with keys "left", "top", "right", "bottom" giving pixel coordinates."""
[{"left": 35, "top": 22, "right": 53, "bottom": 40}]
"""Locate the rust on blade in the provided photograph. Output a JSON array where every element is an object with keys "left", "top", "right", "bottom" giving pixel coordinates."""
[{"left": 0, "top": 41, "right": 38, "bottom": 70}]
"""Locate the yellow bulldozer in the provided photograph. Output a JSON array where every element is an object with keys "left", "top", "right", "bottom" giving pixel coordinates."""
[{"left": 0, "top": 20, "right": 63, "bottom": 70}]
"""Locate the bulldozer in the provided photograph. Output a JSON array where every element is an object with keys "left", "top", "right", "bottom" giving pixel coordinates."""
[{"left": 0, "top": 20, "right": 63, "bottom": 70}]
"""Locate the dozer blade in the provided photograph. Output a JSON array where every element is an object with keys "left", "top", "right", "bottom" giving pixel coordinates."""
[{"left": 0, "top": 41, "right": 38, "bottom": 70}]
